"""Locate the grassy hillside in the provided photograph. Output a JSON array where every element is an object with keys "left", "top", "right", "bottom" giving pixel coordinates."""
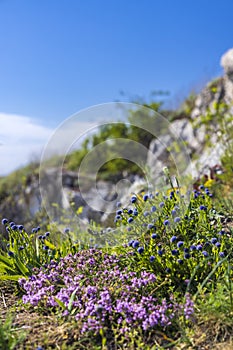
[{"left": 1, "top": 93, "right": 233, "bottom": 349}]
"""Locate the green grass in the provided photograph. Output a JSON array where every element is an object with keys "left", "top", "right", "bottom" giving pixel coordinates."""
[
  {"left": 0, "top": 313, "right": 27, "bottom": 350},
  {"left": 0, "top": 169, "right": 233, "bottom": 349}
]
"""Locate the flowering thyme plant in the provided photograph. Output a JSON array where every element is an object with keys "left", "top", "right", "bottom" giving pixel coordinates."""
[{"left": 19, "top": 249, "right": 194, "bottom": 335}]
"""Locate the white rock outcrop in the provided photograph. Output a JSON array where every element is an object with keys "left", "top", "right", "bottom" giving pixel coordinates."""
[{"left": 221, "top": 48, "right": 233, "bottom": 103}]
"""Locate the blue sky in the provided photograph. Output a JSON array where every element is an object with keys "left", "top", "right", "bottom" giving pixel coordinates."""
[{"left": 0, "top": 0, "right": 233, "bottom": 174}]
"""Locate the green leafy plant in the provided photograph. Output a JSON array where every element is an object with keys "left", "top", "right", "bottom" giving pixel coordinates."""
[
  {"left": 0, "top": 222, "right": 84, "bottom": 280},
  {"left": 0, "top": 314, "right": 26, "bottom": 350}
]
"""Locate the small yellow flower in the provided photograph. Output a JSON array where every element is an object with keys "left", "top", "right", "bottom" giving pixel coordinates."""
[
  {"left": 76, "top": 206, "right": 83, "bottom": 215},
  {"left": 204, "top": 179, "right": 214, "bottom": 188}
]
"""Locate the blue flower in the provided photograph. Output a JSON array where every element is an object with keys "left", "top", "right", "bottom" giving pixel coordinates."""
[
  {"left": 45, "top": 232, "right": 50, "bottom": 237},
  {"left": 171, "top": 209, "right": 176, "bottom": 216},
  {"left": 64, "top": 228, "right": 70, "bottom": 234},
  {"left": 157, "top": 249, "right": 164, "bottom": 256},
  {"left": 18, "top": 225, "right": 24, "bottom": 230},
  {"left": 149, "top": 256, "right": 155, "bottom": 262},
  {"left": 19, "top": 246, "right": 24, "bottom": 251},
  {"left": 177, "top": 241, "right": 184, "bottom": 248},
  {"left": 128, "top": 209, "right": 133, "bottom": 214},
  {"left": 151, "top": 233, "right": 158, "bottom": 239},
  {"left": 151, "top": 206, "right": 157, "bottom": 212},
  {"left": 183, "top": 247, "right": 189, "bottom": 253},
  {"left": 184, "top": 253, "right": 190, "bottom": 259},
  {"left": 218, "top": 230, "right": 225, "bottom": 235},
  {"left": 43, "top": 245, "right": 49, "bottom": 250},
  {"left": 116, "top": 209, "right": 122, "bottom": 215},
  {"left": 137, "top": 246, "right": 144, "bottom": 254},
  {"left": 144, "top": 211, "right": 150, "bottom": 217},
  {"left": 128, "top": 239, "right": 134, "bottom": 247},
  {"left": 165, "top": 267, "right": 171, "bottom": 273},
  {"left": 170, "top": 236, "right": 177, "bottom": 243},
  {"left": 177, "top": 259, "right": 183, "bottom": 264},
  {"left": 219, "top": 251, "right": 225, "bottom": 258},
  {"left": 147, "top": 223, "right": 155, "bottom": 230},
  {"left": 215, "top": 242, "right": 221, "bottom": 248},
  {"left": 131, "top": 195, "right": 137, "bottom": 203},
  {"left": 174, "top": 217, "right": 181, "bottom": 223},
  {"left": 211, "top": 237, "right": 217, "bottom": 244},
  {"left": 8, "top": 251, "right": 14, "bottom": 257},
  {"left": 133, "top": 209, "right": 138, "bottom": 216},
  {"left": 127, "top": 217, "right": 134, "bottom": 224},
  {"left": 190, "top": 245, "right": 196, "bottom": 251},
  {"left": 163, "top": 220, "right": 170, "bottom": 226},
  {"left": 202, "top": 251, "right": 209, "bottom": 257},
  {"left": 143, "top": 194, "right": 149, "bottom": 201},
  {"left": 196, "top": 244, "right": 203, "bottom": 251},
  {"left": 199, "top": 185, "right": 204, "bottom": 190},
  {"left": 1, "top": 218, "right": 8, "bottom": 225},
  {"left": 132, "top": 240, "right": 139, "bottom": 248},
  {"left": 172, "top": 249, "right": 178, "bottom": 256},
  {"left": 159, "top": 202, "right": 165, "bottom": 208},
  {"left": 199, "top": 205, "right": 207, "bottom": 211}
]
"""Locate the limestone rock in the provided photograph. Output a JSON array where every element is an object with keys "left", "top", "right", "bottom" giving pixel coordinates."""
[
  {"left": 146, "top": 134, "right": 173, "bottom": 180},
  {"left": 221, "top": 48, "right": 233, "bottom": 78},
  {"left": 221, "top": 48, "right": 233, "bottom": 103}
]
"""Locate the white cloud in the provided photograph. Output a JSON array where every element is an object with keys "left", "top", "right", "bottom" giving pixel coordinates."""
[
  {"left": 0, "top": 103, "right": 133, "bottom": 175},
  {"left": 0, "top": 113, "right": 97, "bottom": 176},
  {"left": 0, "top": 113, "right": 53, "bottom": 175}
]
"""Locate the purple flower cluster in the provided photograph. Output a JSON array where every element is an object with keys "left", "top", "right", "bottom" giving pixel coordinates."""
[{"left": 19, "top": 249, "right": 194, "bottom": 334}]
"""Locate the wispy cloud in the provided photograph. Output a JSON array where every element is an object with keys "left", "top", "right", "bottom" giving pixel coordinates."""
[{"left": 0, "top": 113, "right": 53, "bottom": 175}]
